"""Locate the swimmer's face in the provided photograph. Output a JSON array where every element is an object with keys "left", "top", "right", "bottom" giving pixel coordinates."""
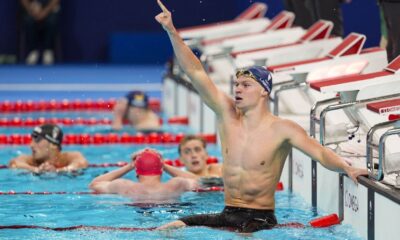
[
  {"left": 180, "top": 139, "right": 208, "bottom": 174},
  {"left": 30, "top": 136, "right": 53, "bottom": 162},
  {"left": 127, "top": 106, "right": 146, "bottom": 123},
  {"left": 233, "top": 76, "right": 265, "bottom": 109}
]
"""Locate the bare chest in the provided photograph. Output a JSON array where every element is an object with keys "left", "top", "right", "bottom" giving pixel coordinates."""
[{"left": 222, "top": 124, "right": 284, "bottom": 169}]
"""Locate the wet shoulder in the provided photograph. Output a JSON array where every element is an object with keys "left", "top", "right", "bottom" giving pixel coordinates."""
[
  {"left": 167, "top": 177, "right": 192, "bottom": 191},
  {"left": 270, "top": 117, "right": 306, "bottom": 138},
  {"left": 61, "top": 151, "right": 83, "bottom": 163}
]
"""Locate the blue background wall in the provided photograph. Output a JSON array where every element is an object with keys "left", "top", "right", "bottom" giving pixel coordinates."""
[{"left": 0, "top": 0, "right": 381, "bottom": 64}]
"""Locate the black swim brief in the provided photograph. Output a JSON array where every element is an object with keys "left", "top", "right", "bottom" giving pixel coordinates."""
[{"left": 179, "top": 206, "right": 277, "bottom": 233}]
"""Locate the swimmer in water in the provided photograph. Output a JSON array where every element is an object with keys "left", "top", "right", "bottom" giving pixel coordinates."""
[
  {"left": 164, "top": 135, "right": 222, "bottom": 183},
  {"left": 111, "top": 91, "right": 161, "bottom": 131},
  {"left": 9, "top": 124, "right": 88, "bottom": 173},
  {"left": 89, "top": 148, "right": 198, "bottom": 203},
  {"left": 155, "top": 0, "right": 368, "bottom": 232}
]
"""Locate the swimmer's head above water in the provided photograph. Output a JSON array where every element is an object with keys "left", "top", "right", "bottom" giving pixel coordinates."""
[
  {"left": 178, "top": 135, "right": 208, "bottom": 175},
  {"left": 236, "top": 66, "right": 273, "bottom": 93},
  {"left": 126, "top": 91, "right": 149, "bottom": 109},
  {"left": 135, "top": 149, "right": 163, "bottom": 176},
  {"left": 31, "top": 124, "right": 63, "bottom": 159}
]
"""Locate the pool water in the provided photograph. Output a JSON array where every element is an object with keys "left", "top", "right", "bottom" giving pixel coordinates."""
[
  {"left": 0, "top": 144, "right": 363, "bottom": 239},
  {"left": 0, "top": 111, "right": 192, "bottom": 134}
]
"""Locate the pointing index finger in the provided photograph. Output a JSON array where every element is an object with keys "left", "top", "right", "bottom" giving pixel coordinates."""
[{"left": 157, "top": 0, "right": 168, "bottom": 13}]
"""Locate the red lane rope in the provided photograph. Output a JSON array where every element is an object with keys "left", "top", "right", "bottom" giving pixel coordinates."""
[
  {"left": 0, "top": 116, "right": 189, "bottom": 127},
  {"left": 0, "top": 133, "right": 217, "bottom": 145},
  {"left": 0, "top": 187, "right": 224, "bottom": 195},
  {"left": 0, "top": 225, "right": 156, "bottom": 232},
  {"left": 276, "top": 222, "right": 306, "bottom": 228},
  {"left": 0, "top": 99, "right": 160, "bottom": 113}
]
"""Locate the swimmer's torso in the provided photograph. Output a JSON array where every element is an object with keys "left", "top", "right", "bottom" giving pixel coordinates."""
[{"left": 219, "top": 114, "right": 290, "bottom": 210}]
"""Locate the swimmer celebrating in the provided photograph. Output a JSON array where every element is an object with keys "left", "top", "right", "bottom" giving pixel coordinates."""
[
  {"left": 89, "top": 148, "right": 198, "bottom": 203},
  {"left": 9, "top": 124, "right": 88, "bottom": 173},
  {"left": 155, "top": 0, "right": 367, "bottom": 232},
  {"left": 164, "top": 135, "right": 222, "bottom": 181},
  {"left": 111, "top": 91, "right": 161, "bottom": 131}
]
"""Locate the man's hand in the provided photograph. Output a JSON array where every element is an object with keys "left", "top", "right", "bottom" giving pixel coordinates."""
[
  {"left": 345, "top": 166, "right": 368, "bottom": 184},
  {"left": 155, "top": 0, "right": 175, "bottom": 33},
  {"left": 28, "top": 1, "right": 42, "bottom": 18},
  {"left": 129, "top": 151, "right": 140, "bottom": 169},
  {"left": 38, "top": 162, "right": 57, "bottom": 172}
]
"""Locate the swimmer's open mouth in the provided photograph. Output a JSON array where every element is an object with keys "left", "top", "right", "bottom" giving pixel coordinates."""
[
  {"left": 235, "top": 97, "right": 243, "bottom": 101},
  {"left": 192, "top": 160, "right": 200, "bottom": 166}
]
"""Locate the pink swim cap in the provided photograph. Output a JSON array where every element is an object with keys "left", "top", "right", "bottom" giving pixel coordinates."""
[{"left": 135, "top": 149, "right": 163, "bottom": 176}]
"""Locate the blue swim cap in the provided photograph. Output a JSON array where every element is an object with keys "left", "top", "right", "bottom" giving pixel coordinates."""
[
  {"left": 236, "top": 66, "right": 273, "bottom": 93},
  {"left": 125, "top": 91, "right": 149, "bottom": 108}
]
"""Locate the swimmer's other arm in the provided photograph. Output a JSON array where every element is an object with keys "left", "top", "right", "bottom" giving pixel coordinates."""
[
  {"left": 59, "top": 152, "right": 88, "bottom": 172},
  {"left": 163, "top": 164, "right": 198, "bottom": 179},
  {"left": 8, "top": 155, "right": 39, "bottom": 172},
  {"left": 111, "top": 98, "right": 129, "bottom": 130},
  {"left": 89, "top": 162, "right": 135, "bottom": 193},
  {"left": 283, "top": 120, "right": 368, "bottom": 183}
]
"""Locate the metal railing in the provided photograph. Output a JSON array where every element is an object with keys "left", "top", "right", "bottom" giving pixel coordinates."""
[
  {"left": 272, "top": 82, "right": 307, "bottom": 116},
  {"left": 367, "top": 121, "right": 400, "bottom": 181},
  {"left": 318, "top": 93, "right": 400, "bottom": 146},
  {"left": 310, "top": 96, "right": 341, "bottom": 138}
]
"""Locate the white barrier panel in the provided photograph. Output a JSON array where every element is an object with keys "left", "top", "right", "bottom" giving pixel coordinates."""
[
  {"left": 343, "top": 177, "right": 368, "bottom": 240},
  {"left": 202, "top": 103, "right": 216, "bottom": 134},
  {"left": 375, "top": 193, "right": 400, "bottom": 240},
  {"left": 292, "top": 149, "right": 312, "bottom": 204},
  {"left": 189, "top": 91, "right": 202, "bottom": 133},
  {"left": 235, "top": 38, "right": 342, "bottom": 67},
  {"left": 177, "top": 84, "right": 189, "bottom": 116},
  {"left": 317, "top": 164, "right": 340, "bottom": 213},
  {"left": 204, "top": 27, "right": 305, "bottom": 55},
  {"left": 163, "top": 77, "right": 177, "bottom": 117},
  {"left": 280, "top": 156, "right": 289, "bottom": 188},
  {"left": 180, "top": 18, "right": 270, "bottom": 41}
]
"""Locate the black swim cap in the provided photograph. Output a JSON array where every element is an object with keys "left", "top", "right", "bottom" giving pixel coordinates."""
[{"left": 32, "top": 124, "right": 63, "bottom": 147}]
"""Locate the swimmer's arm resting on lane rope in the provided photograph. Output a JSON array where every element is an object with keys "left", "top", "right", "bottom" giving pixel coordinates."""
[
  {"left": 59, "top": 151, "right": 89, "bottom": 172},
  {"left": 8, "top": 155, "right": 40, "bottom": 172}
]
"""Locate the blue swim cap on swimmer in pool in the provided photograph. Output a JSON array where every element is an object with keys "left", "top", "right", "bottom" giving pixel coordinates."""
[
  {"left": 125, "top": 91, "right": 149, "bottom": 108},
  {"left": 236, "top": 66, "right": 273, "bottom": 93}
]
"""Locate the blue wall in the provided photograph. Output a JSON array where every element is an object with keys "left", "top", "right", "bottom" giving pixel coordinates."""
[
  {"left": 0, "top": 0, "right": 381, "bottom": 63},
  {"left": 0, "top": 1, "right": 18, "bottom": 55}
]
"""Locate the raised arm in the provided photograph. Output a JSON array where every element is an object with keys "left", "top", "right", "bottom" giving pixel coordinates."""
[
  {"left": 89, "top": 162, "right": 135, "bottom": 193},
  {"left": 111, "top": 98, "right": 128, "bottom": 130},
  {"left": 281, "top": 120, "right": 367, "bottom": 183},
  {"left": 155, "top": 0, "right": 227, "bottom": 114}
]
